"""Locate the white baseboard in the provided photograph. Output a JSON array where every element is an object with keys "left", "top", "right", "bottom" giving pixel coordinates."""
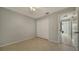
[
  {"left": 0, "top": 36, "right": 35, "bottom": 47},
  {"left": 36, "top": 36, "right": 48, "bottom": 40},
  {"left": 48, "top": 40, "right": 60, "bottom": 44}
]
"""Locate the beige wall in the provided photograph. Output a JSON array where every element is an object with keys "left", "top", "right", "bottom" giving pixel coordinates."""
[
  {"left": 0, "top": 7, "right": 35, "bottom": 47},
  {"left": 36, "top": 18, "right": 49, "bottom": 39},
  {"left": 49, "top": 13, "right": 59, "bottom": 42}
]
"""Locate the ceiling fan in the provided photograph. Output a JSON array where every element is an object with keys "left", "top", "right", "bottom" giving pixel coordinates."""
[
  {"left": 29, "top": 7, "right": 39, "bottom": 12},
  {"left": 30, "top": 7, "right": 36, "bottom": 11}
]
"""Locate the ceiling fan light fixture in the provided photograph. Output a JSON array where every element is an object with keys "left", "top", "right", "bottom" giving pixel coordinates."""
[{"left": 30, "top": 7, "right": 36, "bottom": 11}]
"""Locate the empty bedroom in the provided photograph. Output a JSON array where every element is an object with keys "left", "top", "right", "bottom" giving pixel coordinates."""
[{"left": 0, "top": 7, "right": 78, "bottom": 51}]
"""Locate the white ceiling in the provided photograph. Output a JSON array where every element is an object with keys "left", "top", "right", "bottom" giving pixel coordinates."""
[{"left": 4, "top": 7, "right": 67, "bottom": 19}]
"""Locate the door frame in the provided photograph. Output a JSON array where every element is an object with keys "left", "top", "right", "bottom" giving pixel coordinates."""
[
  {"left": 60, "top": 18, "right": 73, "bottom": 45},
  {"left": 58, "top": 17, "right": 72, "bottom": 43},
  {"left": 58, "top": 9, "right": 79, "bottom": 50}
]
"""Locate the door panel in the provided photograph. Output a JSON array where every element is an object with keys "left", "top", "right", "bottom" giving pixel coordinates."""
[{"left": 61, "top": 20, "right": 72, "bottom": 45}]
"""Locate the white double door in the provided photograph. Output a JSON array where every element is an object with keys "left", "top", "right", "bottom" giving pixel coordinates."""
[
  {"left": 60, "top": 17, "right": 78, "bottom": 49},
  {"left": 61, "top": 20, "right": 72, "bottom": 46}
]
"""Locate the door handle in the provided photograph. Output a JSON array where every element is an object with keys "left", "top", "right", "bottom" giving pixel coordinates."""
[{"left": 74, "top": 32, "right": 79, "bottom": 33}]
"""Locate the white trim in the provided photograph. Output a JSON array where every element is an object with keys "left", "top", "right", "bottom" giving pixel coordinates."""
[
  {"left": 0, "top": 36, "right": 35, "bottom": 47},
  {"left": 48, "top": 39, "right": 60, "bottom": 44}
]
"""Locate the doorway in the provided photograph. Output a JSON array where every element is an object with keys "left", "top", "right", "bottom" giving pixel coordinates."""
[
  {"left": 61, "top": 19, "right": 72, "bottom": 46},
  {"left": 59, "top": 11, "right": 78, "bottom": 50}
]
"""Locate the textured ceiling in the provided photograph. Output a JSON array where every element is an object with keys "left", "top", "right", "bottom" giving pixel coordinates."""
[{"left": 4, "top": 7, "right": 67, "bottom": 19}]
